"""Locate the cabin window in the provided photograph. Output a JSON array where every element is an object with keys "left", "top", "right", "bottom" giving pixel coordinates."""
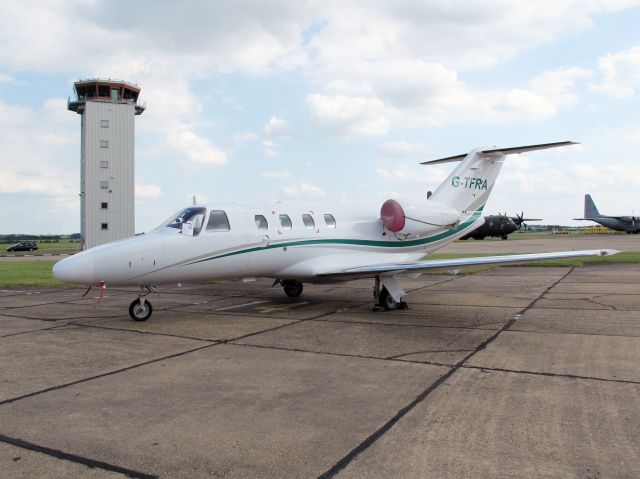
[
  {"left": 255, "top": 215, "right": 268, "bottom": 230},
  {"left": 302, "top": 214, "right": 315, "bottom": 229},
  {"left": 324, "top": 214, "right": 336, "bottom": 228},
  {"left": 206, "top": 210, "right": 231, "bottom": 232},
  {"left": 279, "top": 214, "right": 292, "bottom": 230}
]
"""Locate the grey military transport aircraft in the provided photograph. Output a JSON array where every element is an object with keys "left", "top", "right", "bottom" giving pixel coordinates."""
[{"left": 574, "top": 194, "right": 640, "bottom": 233}]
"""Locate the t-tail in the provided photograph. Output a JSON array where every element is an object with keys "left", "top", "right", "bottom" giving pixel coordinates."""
[
  {"left": 421, "top": 141, "right": 578, "bottom": 218},
  {"left": 584, "top": 194, "right": 601, "bottom": 219}
]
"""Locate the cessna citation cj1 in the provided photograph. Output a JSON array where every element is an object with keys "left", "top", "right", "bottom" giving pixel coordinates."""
[{"left": 53, "top": 141, "right": 617, "bottom": 321}]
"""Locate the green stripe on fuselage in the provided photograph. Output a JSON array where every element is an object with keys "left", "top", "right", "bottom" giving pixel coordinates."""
[{"left": 184, "top": 206, "right": 484, "bottom": 267}]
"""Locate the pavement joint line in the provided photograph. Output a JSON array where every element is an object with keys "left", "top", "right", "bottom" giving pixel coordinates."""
[
  {"left": 0, "top": 343, "right": 217, "bottom": 407},
  {"left": 534, "top": 306, "right": 638, "bottom": 312},
  {"left": 386, "top": 348, "right": 476, "bottom": 360},
  {"left": 221, "top": 308, "right": 345, "bottom": 345},
  {"left": 226, "top": 342, "right": 452, "bottom": 368},
  {"left": 316, "top": 267, "right": 575, "bottom": 479},
  {"left": 506, "top": 328, "right": 640, "bottom": 339},
  {"left": 0, "top": 311, "right": 128, "bottom": 322},
  {"left": 462, "top": 365, "right": 640, "bottom": 386},
  {"left": 0, "top": 433, "right": 158, "bottom": 479},
  {"left": 68, "top": 322, "right": 221, "bottom": 343},
  {"left": 314, "top": 316, "right": 510, "bottom": 332},
  {"left": 0, "top": 322, "right": 73, "bottom": 339}
]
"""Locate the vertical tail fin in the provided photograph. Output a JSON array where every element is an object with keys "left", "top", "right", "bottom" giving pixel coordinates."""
[
  {"left": 425, "top": 149, "right": 504, "bottom": 214},
  {"left": 584, "top": 194, "right": 600, "bottom": 218},
  {"left": 421, "top": 142, "right": 577, "bottom": 217}
]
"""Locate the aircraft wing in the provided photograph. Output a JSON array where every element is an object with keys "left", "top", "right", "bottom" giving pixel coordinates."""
[{"left": 317, "top": 249, "right": 618, "bottom": 279}]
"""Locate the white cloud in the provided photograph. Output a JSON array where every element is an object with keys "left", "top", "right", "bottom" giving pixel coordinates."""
[
  {"left": 0, "top": 73, "right": 14, "bottom": 84},
  {"left": 234, "top": 131, "right": 260, "bottom": 143},
  {"left": 530, "top": 67, "right": 593, "bottom": 106},
  {"left": 262, "top": 139, "right": 279, "bottom": 157},
  {"left": 306, "top": 60, "right": 592, "bottom": 134},
  {"left": 0, "top": 98, "right": 77, "bottom": 197},
  {"left": 165, "top": 130, "right": 227, "bottom": 166},
  {"left": 378, "top": 141, "right": 429, "bottom": 158},
  {"left": 264, "top": 116, "right": 293, "bottom": 136},
  {"left": 282, "top": 181, "right": 326, "bottom": 197},
  {"left": 261, "top": 170, "right": 292, "bottom": 178},
  {"left": 135, "top": 184, "right": 162, "bottom": 199},
  {"left": 624, "top": 130, "right": 640, "bottom": 144},
  {"left": 590, "top": 45, "right": 640, "bottom": 98},
  {"left": 376, "top": 164, "right": 447, "bottom": 185},
  {"left": 306, "top": 94, "right": 390, "bottom": 137}
]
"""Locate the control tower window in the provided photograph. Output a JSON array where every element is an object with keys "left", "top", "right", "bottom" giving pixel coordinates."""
[
  {"left": 100, "top": 140, "right": 108, "bottom": 148},
  {"left": 101, "top": 120, "right": 109, "bottom": 128}
]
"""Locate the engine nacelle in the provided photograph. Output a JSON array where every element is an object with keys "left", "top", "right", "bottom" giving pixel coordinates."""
[{"left": 380, "top": 199, "right": 460, "bottom": 235}]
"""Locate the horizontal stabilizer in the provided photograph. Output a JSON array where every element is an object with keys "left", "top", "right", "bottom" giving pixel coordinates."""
[{"left": 421, "top": 141, "right": 579, "bottom": 165}]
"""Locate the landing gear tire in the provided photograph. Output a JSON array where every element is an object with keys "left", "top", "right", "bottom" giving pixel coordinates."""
[
  {"left": 378, "top": 287, "right": 400, "bottom": 310},
  {"left": 283, "top": 280, "right": 304, "bottom": 298},
  {"left": 501, "top": 234, "right": 508, "bottom": 240},
  {"left": 129, "top": 299, "right": 152, "bottom": 321}
]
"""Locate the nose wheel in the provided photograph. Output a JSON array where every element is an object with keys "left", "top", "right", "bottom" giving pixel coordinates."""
[
  {"left": 129, "top": 298, "right": 152, "bottom": 321},
  {"left": 128, "top": 286, "right": 157, "bottom": 321}
]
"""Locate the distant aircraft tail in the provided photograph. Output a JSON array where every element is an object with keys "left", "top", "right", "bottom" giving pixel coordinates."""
[
  {"left": 422, "top": 141, "right": 577, "bottom": 217},
  {"left": 584, "top": 194, "right": 601, "bottom": 218}
]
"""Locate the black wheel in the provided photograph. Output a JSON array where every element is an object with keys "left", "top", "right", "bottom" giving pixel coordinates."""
[
  {"left": 379, "top": 287, "right": 400, "bottom": 310},
  {"left": 501, "top": 235, "right": 508, "bottom": 240},
  {"left": 283, "top": 280, "right": 303, "bottom": 298},
  {"left": 129, "top": 299, "right": 152, "bottom": 321}
]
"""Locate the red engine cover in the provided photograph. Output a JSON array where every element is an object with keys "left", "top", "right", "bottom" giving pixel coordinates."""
[{"left": 380, "top": 199, "right": 405, "bottom": 232}]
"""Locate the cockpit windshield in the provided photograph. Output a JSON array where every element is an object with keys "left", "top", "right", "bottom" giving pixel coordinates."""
[{"left": 157, "top": 207, "right": 207, "bottom": 236}]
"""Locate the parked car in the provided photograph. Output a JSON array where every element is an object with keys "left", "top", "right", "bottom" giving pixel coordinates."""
[{"left": 6, "top": 241, "right": 39, "bottom": 252}]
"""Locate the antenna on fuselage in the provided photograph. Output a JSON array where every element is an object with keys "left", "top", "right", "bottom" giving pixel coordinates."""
[{"left": 192, "top": 195, "right": 197, "bottom": 206}]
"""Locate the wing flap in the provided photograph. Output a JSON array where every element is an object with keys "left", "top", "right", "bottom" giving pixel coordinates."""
[{"left": 317, "top": 249, "right": 618, "bottom": 279}]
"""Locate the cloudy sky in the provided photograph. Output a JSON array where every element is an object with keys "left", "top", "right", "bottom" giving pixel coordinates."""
[{"left": 1, "top": 0, "right": 640, "bottom": 234}]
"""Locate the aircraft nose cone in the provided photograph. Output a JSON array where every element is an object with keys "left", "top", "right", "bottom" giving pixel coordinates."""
[{"left": 53, "top": 253, "right": 96, "bottom": 284}]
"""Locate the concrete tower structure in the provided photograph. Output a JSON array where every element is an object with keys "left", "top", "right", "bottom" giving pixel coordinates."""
[{"left": 68, "top": 79, "right": 145, "bottom": 250}]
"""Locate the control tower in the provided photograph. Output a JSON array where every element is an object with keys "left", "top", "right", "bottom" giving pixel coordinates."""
[{"left": 68, "top": 79, "right": 145, "bottom": 250}]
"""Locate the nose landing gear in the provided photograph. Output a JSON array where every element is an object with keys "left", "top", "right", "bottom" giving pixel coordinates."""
[{"left": 128, "top": 286, "right": 158, "bottom": 321}]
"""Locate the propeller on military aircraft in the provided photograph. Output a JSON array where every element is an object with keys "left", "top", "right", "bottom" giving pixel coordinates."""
[{"left": 512, "top": 212, "right": 541, "bottom": 230}]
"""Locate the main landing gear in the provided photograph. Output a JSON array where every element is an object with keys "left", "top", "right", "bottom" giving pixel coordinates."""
[
  {"left": 278, "top": 279, "right": 304, "bottom": 298},
  {"left": 373, "top": 276, "right": 408, "bottom": 312},
  {"left": 128, "top": 286, "right": 158, "bottom": 321}
]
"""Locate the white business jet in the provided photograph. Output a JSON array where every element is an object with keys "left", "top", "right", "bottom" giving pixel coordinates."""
[{"left": 53, "top": 141, "right": 617, "bottom": 321}]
